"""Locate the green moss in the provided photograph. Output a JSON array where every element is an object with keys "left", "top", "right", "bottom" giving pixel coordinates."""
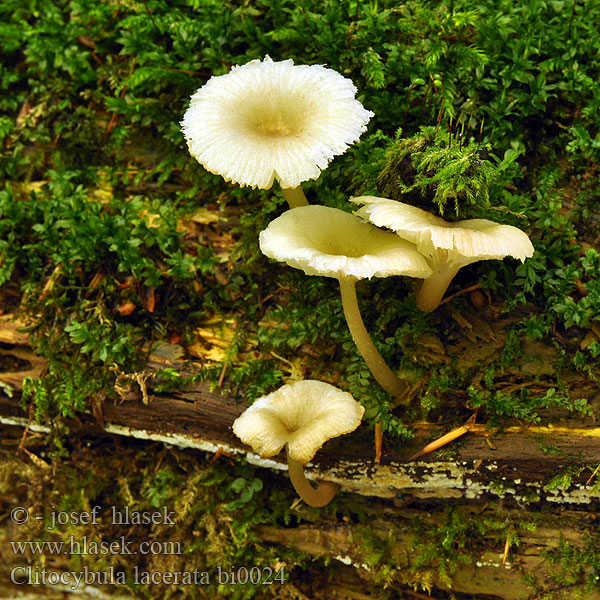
[
  {"left": 0, "top": 0, "right": 599, "bottom": 435},
  {"left": 355, "top": 505, "right": 541, "bottom": 594},
  {"left": 542, "top": 534, "right": 600, "bottom": 598},
  {"left": 367, "top": 126, "right": 498, "bottom": 219},
  {"left": 0, "top": 438, "right": 310, "bottom": 599},
  {"left": 0, "top": 7, "right": 600, "bottom": 598}
]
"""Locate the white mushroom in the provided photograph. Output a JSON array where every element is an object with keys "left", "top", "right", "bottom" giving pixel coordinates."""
[
  {"left": 233, "top": 380, "right": 364, "bottom": 507},
  {"left": 181, "top": 56, "right": 373, "bottom": 208},
  {"left": 351, "top": 196, "right": 535, "bottom": 312},
  {"left": 259, "top": 205, "right": 432, "bottom": 398}
]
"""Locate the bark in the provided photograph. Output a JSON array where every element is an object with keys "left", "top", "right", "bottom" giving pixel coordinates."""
[{"left": 0, "top": 314, "right": 599, "bottom": 599}]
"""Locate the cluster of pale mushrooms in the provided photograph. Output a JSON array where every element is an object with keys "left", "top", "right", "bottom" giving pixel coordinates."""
[{"left": 182, "top": 56, "right": 535, "bottom": 507}]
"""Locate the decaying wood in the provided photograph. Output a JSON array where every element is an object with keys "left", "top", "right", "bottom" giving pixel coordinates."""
[
  {"left": 0, "top": 314, "right": 599, "bottom": 499},
  {"left": 256, "top": 510, "right": 600, "bottom": 600},
  {"left": 1, "top": 314, "right": 600, "bottom": 599}
]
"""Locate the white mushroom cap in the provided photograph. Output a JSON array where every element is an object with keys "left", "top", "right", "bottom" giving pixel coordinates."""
[
  {"left": 259, "top": 205, "right": 433, "bottom": 280},
  {"left": 181, "top": 56, "right": 373, "bottom": 190},
  {"left": 232, "top": 380, "right": 365, "bottom": 463},
  {"left": 351, "top": 196, "right": 534, "bottom": 266}
]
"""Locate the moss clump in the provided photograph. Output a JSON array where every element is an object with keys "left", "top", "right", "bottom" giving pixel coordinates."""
[
  {"left": 0, "top": 433, "right": 310, "bottom": 599},
  {"left": 541, "top": 534, "right": 600, "bottom": 599},
  {"left": 354, "top": 126, "right": 499, "bottom": 220}
]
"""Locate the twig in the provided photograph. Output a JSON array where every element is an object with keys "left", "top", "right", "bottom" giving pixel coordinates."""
[
  {"left": 502, "top": 527, "right": 513, "bottom": 565},
  {"left": 408, "top": 412, "right": 477, "bottom": 461},
  {"left": 217, "top": 362, "right": 228, "bottom": 388},
  {"left": 586, "top": 463, "right": 600, "bottom": 486},
  {"left": 439, "top": 283, "right": 481, "bottom": 305},
  {"left": 374, "top": 423, "right": 383, "bottom": 464}
]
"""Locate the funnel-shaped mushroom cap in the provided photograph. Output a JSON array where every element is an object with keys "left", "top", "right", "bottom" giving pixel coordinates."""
[
  {"left": 233, "top": 380, "right": 364, "bottom": 463},
  {"left": 181, "top": 56, "right": 373, "bottom": 190},
  {"left": 259, "top": 205, "right": 432, "bottom": 280},
  {"left": 351, "top": 196, "right": 534, "bottom": 265}
]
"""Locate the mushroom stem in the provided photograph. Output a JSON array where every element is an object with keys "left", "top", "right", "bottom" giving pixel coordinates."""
[
  {"left": 281, "top": 185, "right": 309, "bottom": 208},
  {"left": 286, "top": 447, "right": 338, "bottom": 507},
  {"left": 415, "top": 264, "right": 462, "bottom": 313},
  {"left": 338, "top": 277, "right": 408, "bottom": 399}
]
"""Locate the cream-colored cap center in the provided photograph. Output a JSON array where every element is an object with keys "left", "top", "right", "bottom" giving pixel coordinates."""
[{"left": 239, "top": 93, "right": 313, "bottom": 138}]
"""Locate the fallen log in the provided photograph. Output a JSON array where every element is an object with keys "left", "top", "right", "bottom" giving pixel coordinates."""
[{"left": 1, "top": 314, "right": 599, "bottom": 599}]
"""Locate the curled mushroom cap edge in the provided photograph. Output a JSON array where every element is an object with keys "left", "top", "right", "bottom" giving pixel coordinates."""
[
  {"left": 351, "top": 196, "right": 535, "bottom": 312},
  {"left": 233, "top": 380, "right": 365, "bottom": 507}
]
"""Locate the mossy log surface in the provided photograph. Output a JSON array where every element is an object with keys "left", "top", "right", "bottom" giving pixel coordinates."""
[
  {"left": 1, "top": 314, "right": 600, "bottom": 498},
  {"left": 1, "top": 315, "right": 600, "bottom": 599}
]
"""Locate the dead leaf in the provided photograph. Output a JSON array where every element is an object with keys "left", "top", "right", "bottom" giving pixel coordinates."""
[
  {"left": 118, "top": 301, "right": 136, "bottom": 316},
  {"left": 189, "top": 207, "right": 222, "bottom": 225}
]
